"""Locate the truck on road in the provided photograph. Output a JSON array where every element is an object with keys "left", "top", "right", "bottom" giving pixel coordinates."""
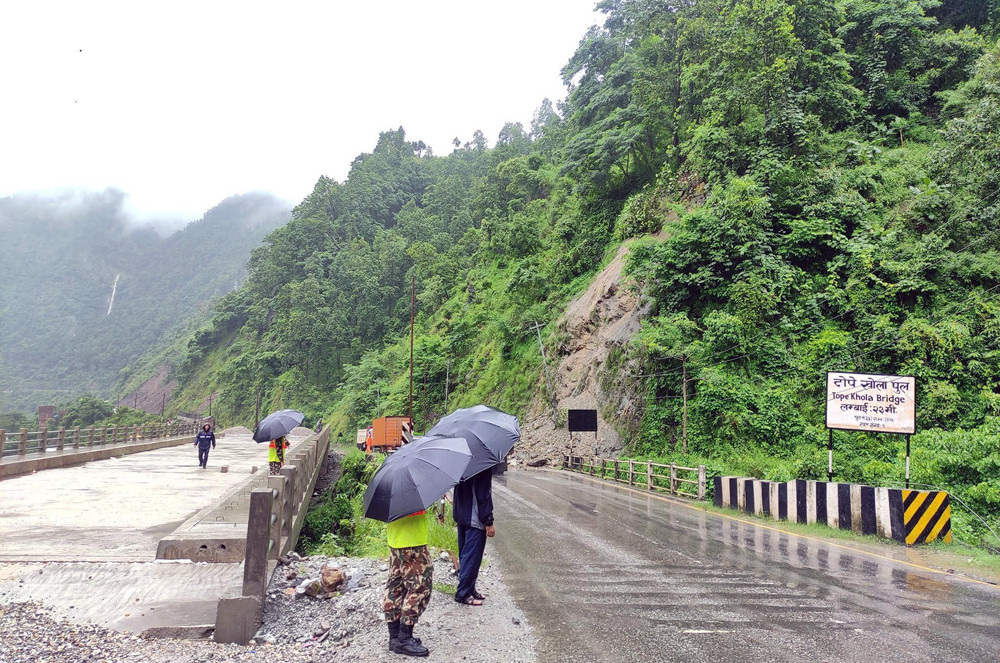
[{"left": 365, "top": 416, "right": 413, "bottom": 454}]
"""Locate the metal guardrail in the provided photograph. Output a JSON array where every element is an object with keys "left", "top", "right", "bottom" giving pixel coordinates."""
[
  {"left": 0, "top": 422, "right": 200, "bottom": 461},
  {"left": 563, "top": 454, "right": 707, "bottom": 501}
]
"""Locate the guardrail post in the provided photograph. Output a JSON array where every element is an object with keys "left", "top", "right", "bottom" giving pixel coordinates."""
[
  {"left": 19, "top": 428, "right": 27, "bottom": 455},
  {"left": 112, "top": 426, "right": 119, "bottom": 445},
  {"left": 613, "top": 460, "right": 619, "bottom": 482},
  {"left": 267, "top": 476, "right": 286, "bottom": 558},
  {"left": 647, "top": 462, "right": 653, "bottom": 490},
  {"left": 88, "top": 427, "right": 95, "bottom": 448},
  {"left": 698, "top": 465, "right": 706, "bottom": 501},
  {"left": 590, "top": 457, "right": 595, "bottom": 477},
  {"left": 101, "top": 427, "right": 108, "bottom": 446},
  {"left": 73, "top": 427, "right": 81, "bottom": 449},
  {"left": 670, "top": 463, "right": 678, "bottom": 495},
  {"left": 0, "top": 429, "right": 5, "bottom": 463},
  {"left": 280, "top": 464, "right": 299, "bottom": 522},
  {"left": 57, "top": 428, "right": 65, "bottom": 451},
  {"left": 629, "top": 460, "right": 635, "bottom": 485},
  {"left": 242, "top": 488, "right": 273, "bottom": 598},
  {"left": 39, "top": 426, "right": 48, "bottom": 454}
]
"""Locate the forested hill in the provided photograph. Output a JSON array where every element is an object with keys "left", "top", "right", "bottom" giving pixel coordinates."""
[
  {"left": 179, "top": 2, "right": 1000, "bottom": 542},
  {"left": 0, "top": 191, "right": 290, "bottom": 411}
]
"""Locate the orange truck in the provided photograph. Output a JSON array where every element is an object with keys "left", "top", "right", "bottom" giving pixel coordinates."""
[{"left": 365, "top": 416, "right": 413, "bottom": 453}]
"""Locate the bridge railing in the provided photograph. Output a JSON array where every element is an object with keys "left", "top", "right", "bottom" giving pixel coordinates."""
[
  {"left": 216, "top": 424, "right": 331, "bottom": 644},
  {"left": 563, "top": 454, "right": 707, "bottom": 501},
  {"left": 0, "top": 422, "right": 200, "bottom": 461}
]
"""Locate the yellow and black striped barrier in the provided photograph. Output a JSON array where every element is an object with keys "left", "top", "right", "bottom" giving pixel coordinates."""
[{"left": 903, "top": 489, "right": 951, "bottom": 544}]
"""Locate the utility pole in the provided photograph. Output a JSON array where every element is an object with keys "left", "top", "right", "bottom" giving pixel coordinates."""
[
  {"left": 254, "top": 387, "right": 262, "bottom": 429},
  {"left": 208, "top": 394, "right": 213, "bottom": 417},
  {"left": 682, "top": 359, "right": 688, "bottom": 454},
  {"left": 133, "top": 394, "right": 138, "bottom": 409},
  {"left": 161, "top": 394, "right": 165, "bottom": 418},
  {"left": 444, "top": 358, "right": 450, "bottom": 412},
  {"left": 376, "top": 378, "right": 381, "bottom": 418},
  {"left": 530, "top": 321, "right": 558, "bottom": 425},
  {"left": 422, "top": 365, "right": 427, "bottom": 434},
  {"left": 409, "top": 276, "right": 414, "bottom": 425}
]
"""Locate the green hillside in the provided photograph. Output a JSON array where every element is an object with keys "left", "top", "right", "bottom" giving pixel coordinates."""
[
  {"left": 0, "top": 191, "right": 290, "bottom": 412},
  {"left": 179, "top": 1, "right": 1000, "bottom": 546}
]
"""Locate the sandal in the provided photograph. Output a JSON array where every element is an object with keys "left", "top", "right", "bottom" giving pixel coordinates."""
[
  {"left": 456, "top": 595, "right": 484, "bottom": 606},
  {"left": 472, "top": 591, "right": 487, "bottom": 601}
]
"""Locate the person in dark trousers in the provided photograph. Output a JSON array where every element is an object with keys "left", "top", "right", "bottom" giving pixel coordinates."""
[
  {"left": 452, "top": 470, "right": 494, "bottom": 605},
  {"left": 193, "top": 423, "right": 215, "bottom": 468}
]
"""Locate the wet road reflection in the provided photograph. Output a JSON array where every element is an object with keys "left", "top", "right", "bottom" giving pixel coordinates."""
[{"left": 492, "top": 471, "right": 1000, "bottom": 663}]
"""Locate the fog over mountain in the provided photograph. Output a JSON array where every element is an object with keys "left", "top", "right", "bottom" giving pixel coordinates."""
[{"left": 0, "top": 189, "right": 291, "bottom": 413}]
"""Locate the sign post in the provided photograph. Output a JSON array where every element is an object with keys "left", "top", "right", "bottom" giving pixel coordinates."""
[{"left": 825, "top": 372, "right": 916, "bottom": 483}]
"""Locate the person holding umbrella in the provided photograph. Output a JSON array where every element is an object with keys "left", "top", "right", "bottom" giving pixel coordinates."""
[
  {"left": 363, "top": 435, "right": 473, "bottom": 657},
  {"left": 268, "top": 435, "right": 289, "bottom": 475},
  {"left": 253, "top": 409, "right": 303, "bottom": 474},
  {"left": 426, "top": 405, "right": 519, "bottom": 606},
  {"left": 193, "top": 423, "right": 216, "bottom": 469}
]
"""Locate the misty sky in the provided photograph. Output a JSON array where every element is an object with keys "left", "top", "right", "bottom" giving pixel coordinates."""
[{"left": 0, "top": 1, "right": 600, "bottom": 232}]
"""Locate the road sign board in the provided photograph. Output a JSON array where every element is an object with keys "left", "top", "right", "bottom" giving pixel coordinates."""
[{"left": 826, "top": 371, "right": 915, "bottom": 434}]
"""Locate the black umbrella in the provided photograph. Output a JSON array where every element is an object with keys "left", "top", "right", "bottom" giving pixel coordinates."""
[
  {"left": 363, "top": 435, "right": 472, "bottom": 523},
  {"left": 253, "top": 409, "right": 304, "bottom": 443},
  {"left": 426, "top": 407, "right": 520, "bottom": 479},
  {"left": 432, "top": 404, "right": 497, "bottom": 429}
]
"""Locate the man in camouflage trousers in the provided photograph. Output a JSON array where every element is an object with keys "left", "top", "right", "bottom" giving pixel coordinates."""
[{"left": 383, "top": 510, "right": 432, "bottom": 657}]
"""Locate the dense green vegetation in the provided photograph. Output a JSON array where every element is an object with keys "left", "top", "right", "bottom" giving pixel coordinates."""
[
  {"left": 0, "top": 191, "right": 290, "bottom": 414},
  {"left": 182, "top": 1, "right": 999, "bottom": 547}
]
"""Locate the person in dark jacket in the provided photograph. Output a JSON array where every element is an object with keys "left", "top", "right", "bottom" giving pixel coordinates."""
[
  {"left": 452, "top": 470, "right": 494, "bottom": 605},
  {"left": 193, "top": 423, "right": 216, "bottom": 468}
]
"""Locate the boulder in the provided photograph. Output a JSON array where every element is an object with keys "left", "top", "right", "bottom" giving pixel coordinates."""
[
  {"left": 527, "top": 456, "right": 549, "bottom": 467},
  {"left": 320, "top": 564, "right": 347, "bottom": 593}
]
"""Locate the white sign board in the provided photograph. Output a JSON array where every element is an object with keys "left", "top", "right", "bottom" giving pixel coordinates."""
[{"left": 826, "top": 372, "right": 915, "bottom": 434}]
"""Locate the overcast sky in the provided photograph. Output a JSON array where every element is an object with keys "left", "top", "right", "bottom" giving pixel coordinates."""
[{"left": 1, "top": 1, "right": 600, "bottom": 230}]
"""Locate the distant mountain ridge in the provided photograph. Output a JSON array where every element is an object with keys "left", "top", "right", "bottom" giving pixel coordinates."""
[{"left": 0, "top": 190, "right": 291, "bottom": 413}]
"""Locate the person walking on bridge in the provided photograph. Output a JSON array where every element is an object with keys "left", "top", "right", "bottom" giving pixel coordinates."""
[
  {"left": 268, "top": 435, "right": 289, "bottom": 475},
  {"left": 193, "top": 423, "right": 215, "bottom": 469}
]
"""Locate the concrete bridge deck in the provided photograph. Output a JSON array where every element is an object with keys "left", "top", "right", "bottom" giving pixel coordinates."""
[{"left": 0, "top": 430, "right": 310, "bottom": 634}]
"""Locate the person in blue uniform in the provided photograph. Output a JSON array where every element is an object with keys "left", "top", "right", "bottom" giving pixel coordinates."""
[{"left": 193, "top": 423, "right": 216, "bottom": 468}]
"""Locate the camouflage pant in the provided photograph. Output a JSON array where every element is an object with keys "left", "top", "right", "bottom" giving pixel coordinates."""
[{"left": 383, "top": 545, "right": 432, "bottom": 626}]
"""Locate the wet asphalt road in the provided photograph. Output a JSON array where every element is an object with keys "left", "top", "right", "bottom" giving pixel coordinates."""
[{"left": 491, "top": 470, "right": 1000, "bottom": 663}]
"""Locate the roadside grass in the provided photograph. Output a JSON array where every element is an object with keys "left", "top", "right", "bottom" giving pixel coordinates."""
[{"left": 433, "top": 582, "right": 457, "bottom": 596}]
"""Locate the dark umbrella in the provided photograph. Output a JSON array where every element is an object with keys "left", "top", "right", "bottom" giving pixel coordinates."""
[
  {"left": 252, "top": 409, "right": 304, "bottom": 443},
  {"left": 432, "top": 404, "right": 498, "bottom": 430},
  {"left": 363, "top": 436, "right": 472, "bottom": 522},
  {"left": 426, "top": 407, "right": 520, "bottom": 479}
]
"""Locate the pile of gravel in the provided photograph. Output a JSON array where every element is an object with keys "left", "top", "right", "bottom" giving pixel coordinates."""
[
  {"left": 0, "top": 547, "right": 534, "bottom": 663},
  {"left": 218, "top": 426, "right": 252, "bottom": 436},
  {"left": 289, "top": 427, "right": 313, "bottom": 437}
]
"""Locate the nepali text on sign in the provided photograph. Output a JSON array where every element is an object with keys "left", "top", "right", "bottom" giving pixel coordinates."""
[{"left": 825, "top": 372, "right": 915, "bottom": 434}]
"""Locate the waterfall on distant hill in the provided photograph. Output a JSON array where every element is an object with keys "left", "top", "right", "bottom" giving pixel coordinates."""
[{"left": 107, "top": 274, "right": 121, "bottom": 315}]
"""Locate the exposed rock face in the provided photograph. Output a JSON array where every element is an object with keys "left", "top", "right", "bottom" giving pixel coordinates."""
[{"left": 516, "top": 241, "right": 649, "bottom": 464}]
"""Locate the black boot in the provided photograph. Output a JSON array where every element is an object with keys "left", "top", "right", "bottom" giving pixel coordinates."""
[
  {"left": 389, "top": 623, "right": 429, "bottom": 657},
  {"left": 388, "top": 622, "right": 422, "bottom": 647}
]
